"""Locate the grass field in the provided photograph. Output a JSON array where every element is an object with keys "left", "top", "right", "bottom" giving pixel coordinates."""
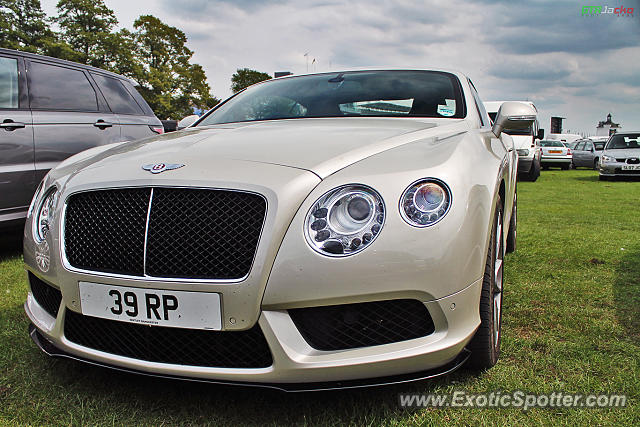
[{"left": 0, "top": 169, "right": 639, "bottom": 426}]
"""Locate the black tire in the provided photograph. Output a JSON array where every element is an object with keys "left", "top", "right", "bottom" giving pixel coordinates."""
[
  {"left": 506, "top": 192, "right": 516, "bottom": 254},
  {"left": 593, "top": 158, "right": 599, "bottom": 170},
  {"left": 526, "top": 158, "right": 540, "bottom": 182},
  {"left": 467, "top": 196, "right": 504, "bottom": 370}
]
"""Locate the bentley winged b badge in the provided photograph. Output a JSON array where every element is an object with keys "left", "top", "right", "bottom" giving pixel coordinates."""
[{"left": 142, "top": 163, "right": 185, "bottom": 174}]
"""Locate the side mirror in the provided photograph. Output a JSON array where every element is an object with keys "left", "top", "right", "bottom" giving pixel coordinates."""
[
  {"left": 537, "top": 128, "right": 545, "bottom": 140},
  {"left": 177, "top": 114, "right": 199, "bottom": 130},
  {"left": 492, "top": 101, "right": 537, "bottom": 137}
]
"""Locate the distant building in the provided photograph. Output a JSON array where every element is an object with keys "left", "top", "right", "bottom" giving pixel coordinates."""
[
  {"left": 596, "top": 113, "right": 620, "bottom": 136},
  {"left": 550, "top": 116, "right": 565, "bottom": 134}
]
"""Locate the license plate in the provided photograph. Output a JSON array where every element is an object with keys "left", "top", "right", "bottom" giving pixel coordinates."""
[
  {"left": 79, "top": 282, "right": 222, "bottom": 330},
  {"left": 622, "top": 165, "right": 640, "bottom": 170},
  {"left": 549, "top": 150, "right": 562, "bottom": 154}
]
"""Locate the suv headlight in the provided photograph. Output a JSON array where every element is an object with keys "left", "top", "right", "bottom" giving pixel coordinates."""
[
  {"left": 33, "top": 188, "right": 58, "bottom": 242},
  {"left": 304, "top": 185, "right": 384, "bottom": 256},
  {"left": 601, "top": 154, "right": 615, "bottom": 163},
  {"left": 400, "top": 179, "right": 451, "bottom": 227},
  {"left": 516, "top": 149, "right": 529, "bottom": 157}
]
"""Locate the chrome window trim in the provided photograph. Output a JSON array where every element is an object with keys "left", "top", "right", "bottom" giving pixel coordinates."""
[{"left": 59, "top": 185, "right": 268, "bottom": 284}]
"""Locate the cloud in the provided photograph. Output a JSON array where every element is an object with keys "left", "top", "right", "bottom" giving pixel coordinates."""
[{"left": 39, "top": 0, "right": 640, "bottom": 133}]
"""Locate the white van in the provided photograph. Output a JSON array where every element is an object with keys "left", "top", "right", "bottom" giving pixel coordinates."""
[{"left": 484, "top": 101, "right": 543, "bottom": 182}]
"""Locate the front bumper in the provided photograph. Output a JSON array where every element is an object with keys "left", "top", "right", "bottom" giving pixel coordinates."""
[
  {"left": 599, "top": 163, "right": 640, "bottom": 176},
  {"left": 25, "top": 274, "right": 481, "bottom": 388}
]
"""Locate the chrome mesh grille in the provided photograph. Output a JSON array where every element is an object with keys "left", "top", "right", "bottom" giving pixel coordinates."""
[{"left": 64, "top": 188, "right": 266, "bottom": 279}]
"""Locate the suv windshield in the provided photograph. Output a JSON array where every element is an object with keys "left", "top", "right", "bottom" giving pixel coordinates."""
[
  {"left": 197, "top": 70, "right": 465, "bottom": 126},
  {"left": 606, "top": 134, "right": 640, "bottom": 150}
]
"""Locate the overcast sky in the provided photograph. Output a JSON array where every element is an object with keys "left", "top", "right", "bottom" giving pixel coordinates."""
[{"left": 42, "top": 0, "right": 640, "bottom": 134}]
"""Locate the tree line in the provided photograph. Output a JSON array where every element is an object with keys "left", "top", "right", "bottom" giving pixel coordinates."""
[{"left": 0, "top": 0, "right": 219, "bottom": 119}]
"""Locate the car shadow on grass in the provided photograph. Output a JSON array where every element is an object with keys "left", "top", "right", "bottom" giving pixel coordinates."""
[
  {"left": 613, "top": 243, "right": 640, "bottom": 346},
  {"left": 28, "top": 347, "right": 474, "bottom": 424},
  {"left": 0, "top": 226, "right": 23, "bottom": 262}
]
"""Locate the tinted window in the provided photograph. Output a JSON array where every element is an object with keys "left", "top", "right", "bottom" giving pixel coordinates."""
[
  {"left": 120, "top": 80, "right": 154, "bottom": 116},
  {"left": 29, "top": 62, "right": 97, "bottom": 111},
  {"left": 0, "top": 57, "right": 19, "bottom": 109},
  {"left": 93, "top": 74, "right": 144, "bottom": 115},
  {"left": 198, "top": 70, "right": 466, "bottom": 125}
]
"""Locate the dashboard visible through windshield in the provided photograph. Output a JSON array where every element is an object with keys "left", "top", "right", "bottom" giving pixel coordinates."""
[{"left": 197, "top": 70, "right": 466, "bottom": 126}]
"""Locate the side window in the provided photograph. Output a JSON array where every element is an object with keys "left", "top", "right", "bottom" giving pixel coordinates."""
[
  {"left": 121, "top": 80, "right": 154, "bottom": 116},
  {"left": 0, "top": 57, "right": 19, "bottom": 109},
  {"left": 29, "top": 61, "right": 98, "bottom": 111},
  {"left": 467, "top": 80, "right": 489, "bottom": 127},
  {"left": 92, "top": 74, "right": 144, "bottom": 115},
  {"left": 576, "top": 142, "right": 585, "bottom": 151}
]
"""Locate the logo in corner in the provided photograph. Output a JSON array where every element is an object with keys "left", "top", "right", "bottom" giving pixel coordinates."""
[{"left": 142, "top": 163, "right": 185, "bottom": 174}]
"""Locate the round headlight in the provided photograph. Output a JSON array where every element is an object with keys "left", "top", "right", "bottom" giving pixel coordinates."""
[
  {"left": 304, "top": 185, "right": 384, "bottom": 256},
  {"left": 34, "top": 188, "right": 57, "bottom": 242},
  {"left": 400, "top": 179, "right": 451, "bottom": 227}
]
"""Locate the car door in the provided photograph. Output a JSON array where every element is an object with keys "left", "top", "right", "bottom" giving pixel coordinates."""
[
  {"left": 91, "top": 73, "right": 161, "bottom": 141},
  {"left": 573, "top": 141, "right": 585, "bottom": 166},
  {"left": 584, "top": 141, "right": 595, "bottom": 166},
  {"left": 0, "top": 53, "right": 35, "bottom": 221},
  {"left": 27, "top": 60, "right": 121, "bottom": 183}
]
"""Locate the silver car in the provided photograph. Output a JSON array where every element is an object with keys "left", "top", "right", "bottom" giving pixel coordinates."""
[
  {"left": 571, "top": 137, "right": 607, "bottom": 169},
  {"left": 540, "top": 140, "right": 571, "bottom": 170},
  {"left": 23, "top": 69, "right": 533, "bottom": 390},
  {"left": 599, "top": 132, "right": 640, "bottom": 180}
]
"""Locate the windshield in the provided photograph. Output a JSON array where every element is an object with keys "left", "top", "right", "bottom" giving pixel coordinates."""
[
  {"left": 605, "top": 134, "right": 640, "bottom": 150},
  {"left": 197, "top": 70, "right": 466, "bottom": 126},
  {"left": 540, "top": 140, "right": 564, "bottom": 147}
]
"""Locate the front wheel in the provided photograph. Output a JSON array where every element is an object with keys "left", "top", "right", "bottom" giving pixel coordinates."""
[
  {"left": 593, "top": 158, "right": 600, "bottom": 170},
  {"left": 467, "top": 197, "right": 504, "bottom": 370}
]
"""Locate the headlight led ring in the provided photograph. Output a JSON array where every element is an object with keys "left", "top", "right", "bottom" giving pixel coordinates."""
[
  {"left": 400, "top": 178, "right": 452, "bottom": 227},
  {"left": 304, "top": 185, "right": 385, "bottom": 257}
]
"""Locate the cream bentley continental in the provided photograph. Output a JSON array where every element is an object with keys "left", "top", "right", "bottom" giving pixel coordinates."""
[{"left": 24, "top": 70, "right": 535, "bottom": 390}]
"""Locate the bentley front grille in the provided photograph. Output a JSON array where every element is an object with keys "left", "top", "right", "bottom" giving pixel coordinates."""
[{"left": 64, "top": 188, "right": 266, "bottom": 280}]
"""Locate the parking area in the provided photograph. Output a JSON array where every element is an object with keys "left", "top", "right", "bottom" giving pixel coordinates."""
[{"left": 1, "top": 169, "right": 638, "bottom": 425}]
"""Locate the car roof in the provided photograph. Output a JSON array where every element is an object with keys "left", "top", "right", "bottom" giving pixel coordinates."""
[
  {"left": 0, "top": 47, "right": 139, "bottom": 86},
  {"left": 269, "top": 67, "right": 470, "bottom": 82}
]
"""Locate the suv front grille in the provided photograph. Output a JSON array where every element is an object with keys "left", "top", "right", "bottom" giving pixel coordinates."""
[
  {"left": 289, "top": 299, "right": 435, "bottom": 351},
  {"left": 64, "top": 188, "right": 266, "bottom": 279},
  {"left": 64, "top": 310, "right": 273, "bottom": 368}
]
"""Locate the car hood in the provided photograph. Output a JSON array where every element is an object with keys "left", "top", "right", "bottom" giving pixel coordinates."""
[
  {"left": 53, "top": 117, "right": 466, "bottom": 181},
  {"left": 603, "top": 148, "right": 640, "bottom": 158}
]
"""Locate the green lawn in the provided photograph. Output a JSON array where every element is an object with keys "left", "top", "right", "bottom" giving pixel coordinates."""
[{"left": 1, "top": 169, "right": 639, "bottom": 426}]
